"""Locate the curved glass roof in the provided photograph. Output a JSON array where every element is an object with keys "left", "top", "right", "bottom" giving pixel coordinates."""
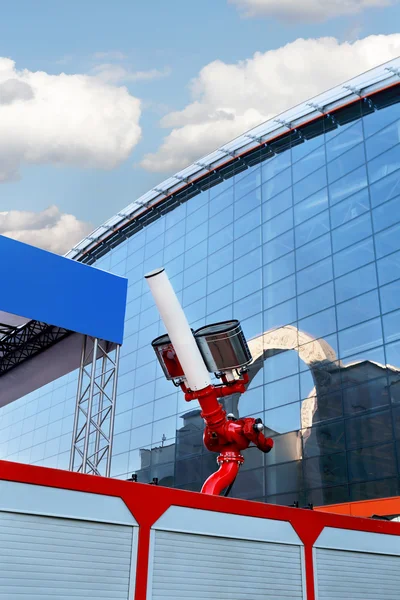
[{"left": 66, "top": 57, "right": 400, "bottom": 263}]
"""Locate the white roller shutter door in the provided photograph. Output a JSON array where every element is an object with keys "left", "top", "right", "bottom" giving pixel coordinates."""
[
  {"left": 0, "top": 511, "right": 135, "bottom": 599},
  {"left": 315, "top": 548, "right": 400, "bottom": 600},
  {"left": 150, "top": 530, "right": 304, "bottom": 599}
]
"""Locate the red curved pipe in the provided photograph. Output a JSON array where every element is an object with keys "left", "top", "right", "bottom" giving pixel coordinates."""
[{"left": 201, "top": 460, "right": 240, "bottom": 496}]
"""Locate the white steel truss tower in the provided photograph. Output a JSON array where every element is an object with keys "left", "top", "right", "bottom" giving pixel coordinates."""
[{"left": 69, "top": 336, "right": 120, "bottom": 476}]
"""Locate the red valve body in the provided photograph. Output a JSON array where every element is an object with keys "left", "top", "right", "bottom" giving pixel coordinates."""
[{"left": 180, "top": 374, "right": 273, "bottom": 496}]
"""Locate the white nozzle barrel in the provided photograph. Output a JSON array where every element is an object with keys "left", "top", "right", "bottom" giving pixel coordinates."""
[{"left": 145, "top": 268, "right": 211, "bottom": 391}]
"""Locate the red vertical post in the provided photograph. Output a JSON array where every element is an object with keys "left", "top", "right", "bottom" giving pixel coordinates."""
[{"left": 134, "top": 525, "right": 151, "bottom": 600}]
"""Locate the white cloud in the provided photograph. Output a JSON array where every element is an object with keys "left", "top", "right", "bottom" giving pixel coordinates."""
[
  {"left": 0, "top": 205, "right": 92, "bottom": 254},
  {"left": 229, "top": 0, "right": 395, "bottom": 22},
  {"left": 0, "top": 57, "right": 142, "bottom": 182},
  {"left": 92, "top": 63, "right": 171, "bottom": 84},
  {"left": 140, "top": 34, "right": 400, "bottom": 173}
]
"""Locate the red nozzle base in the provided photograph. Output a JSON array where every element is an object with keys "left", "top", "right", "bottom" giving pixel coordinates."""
[{"left": 201, "top": 451, "right": 244, "bottom": 496}]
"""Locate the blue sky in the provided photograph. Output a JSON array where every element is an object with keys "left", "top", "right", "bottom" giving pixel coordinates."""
[{"left": 0, "top": 0, "right": 399, "bottom": 253}]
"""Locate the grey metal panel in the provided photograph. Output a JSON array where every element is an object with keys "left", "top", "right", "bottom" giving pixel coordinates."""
[
  {"left": 0, "top": 511, "right": 135, "bottom": 599},
  {"left": 315, "top": 548, "right": 400, "bottom": 600},
  {"left": 151, "top": 530, "right": 304, "bottom": 599}
]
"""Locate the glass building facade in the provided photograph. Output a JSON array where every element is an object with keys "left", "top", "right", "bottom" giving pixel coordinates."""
[{"left": 1, "top": 73, "right": 400, "bottom": 507}]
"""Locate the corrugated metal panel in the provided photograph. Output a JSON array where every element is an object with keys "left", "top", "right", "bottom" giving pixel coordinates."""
[
  {"left": 0, "top": 511, "right": 134, "bottom": 599},
  {"left": 315, "top": 548, "right": 400, "bottom": 600},
  {"left": 151, "top": 530, "right": 304, "bottom": 599}
]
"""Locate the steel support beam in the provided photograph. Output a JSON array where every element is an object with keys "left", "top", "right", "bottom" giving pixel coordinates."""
[{"left": 69, "top": 335, "right": 120, "bottom": 477}]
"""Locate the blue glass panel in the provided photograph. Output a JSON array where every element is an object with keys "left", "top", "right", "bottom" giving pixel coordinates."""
[
  {"left": 138, "top": 305, "right": 158, "bottom": 330},
  {"left": 330, "top": 187, "right": 370, "bottom": 229},
  {"left": 262, "top": 187, "right": 293, "bottom": 222},
  {"left": 298, "top": 281, "right": 335, "bottom": 320},
  {"left": 292, "top": 134, "right": 324, "bottom": 162},
  {"left": 294, "top": 188, "right": 328, "bottom": 226},
  {"left": 383, "top": 309, "right": 400, "bottom": 344},
  {"left": 265, "top": 374, "right": 300, "bottom": 409},
  {"left": 210, "top": 178, "right": 232, "bottom": 199},
  {"left": 208, "top": 223, "right": 233, "bottom": 254},
  {"left": 262, "top": 167, "right": 292, "bottom": 202},
  {"left": 264, "top": 298, "right": 297, "bottom": 330},
  {"left": 186, "top": 190, "right": 208, "bottom": 214},
  {"left": 299, "top": 307, "right": 337, "bottom": 339},
  {"left": 184, "top": 259, "right": 207, "bottom": 287},
  {"left": 234, "top": 227, "right": 262, "bottom": 260},
  {"left": 296, "top": 233, "right": 331, "bottom": 270},
  {"left": 263, "top": 275, "right": 296, "bottom": 310},
  {"left": 206, "top": 284, "right": 233, "bottom": 313},
  {"left": 143, "top": 252, "right": 164, "bottom": 275},
  {"left": 185, "top": 297, "right": 207, "bottom": 323},
  {"left": 363, "top": 102, "right": 400, "bottom": 138},
  {"left": 326, "top": 120, "right": 363, "bottom": 162},
  {"left": 165, "top": 203, "right": 186, "bottom": 228},
  {"left": 209, "top": 186, "right": 234, "bottom": 217},
  {"left": 185, "top": 220, "right": 208, "bottom": 251},
  {"left": 263, "top": 252, "right": 295, "bottom": 286},
  {"left": 368, "top": 144, "right": 400, "bottom": 184},
  {"left": 377, "top": 250, "right": 400, "bottom": 286},
  {"left": 234, "top": 269, "right": 262, "bottom": 302},
  {"left": 264, "top": 402, "right": 301, "bottom": 434},
  {"left": 327, "top": 143, "right": 365, "bottom": 184},
  {"left": 235, "top": 247, "right": 262, "bottom": 280},
  {"left": 263, "top": 230, "right": 294, "bottom": 264},
  {"left": 366, "top": 118, "right": 400, "bottom": 161},
  {"left": 264, "top": 351, "right": 299, "bottom": 383},
  {"left": 238, "top": 386, "right": 263, "bottom": 416},
  {"left": 295, "top": 210, "right": 330, "bottom": 248},
  {"left": 332, "top": 212, "right": 372, "bottom": 253},
  {"left": 297, "top": 257, "right": 333, "bottom": 294},
  {"left": 338, "top": 318, "right": 383, "bottom": 358},
  {"left": 329, "top": 165, "right": 368, "bottom": 206},
  {"left": 164, "top": 237, "right": 184, "bottom": 263},
  {"left": 372, "top": 195, "right": 400, "bottom": 233},
  {"left": 184, "top": 240, "right": 208, "bottom": 268},
  {"left": 293, "top": 145, "right": 326, "bottom": 184},
  {"left": 262, "top": 152, "right": 291, "bottom": 181},
  {"left": 263, "top": 208, "right": 294, "bottom": 242},
  {"left": 337, "top": 290, "right": 380, "bottom": 330},
  {"left": 144, "top": 234, "right": 164, "bottom": 258},
  {"left": 209, "top": 205, "right": 233, "bottom": 236},
  {"left": 208, "top": 243, "right": 233, "bottom": 273},
  {"left": 370, "top": 168, "right": 400, "bottom": 208},
  {"left": 207, "top": 263, "right": 233, "bottom": 294},
  {"left": 386, "top": 339, "right": 400, "bottom": 366},
  {"left": 186, "top": 202, "right": 209, "bottom": 232},
  {"left": 381, "top": 280, "right": 400, "bottom": 314},
  {"left": 127, "top": 244, "right": 145, "bottom": 268},
  {"left": 293, "top": 166, "right": 327, "bottom": 205},
  {"left": 234, "top": 187, "right": 261, "bottom": 218},
  {"left": 127, "top": 230, "right": 145, "bottom": 254},
  {"left": 234, "top": 290, "right": 262, "bottom": 321},
  {"left": 145, "top": 218, "right": 165, "bottom": 242},
  {"left": 335, "top": 263, "right": 377, "bottom": 303},
  {"left": 235, "top": 166, "right": 261, "bottom": 200},
  {"left": 333, "top": 237, "right": 375, "bottom": 277},
  {"left": 183, "top": 278, "right": 206, "bottom": 307},
  {"left": 375, "top": 223, "right": 400, "bottom": 259},
  {"left": 110, "top": 243, "right": 127, "bottom": 268},
  {"left": 126, "top": 264, "right": 143, "bottom": 285},
  {"left": 235, "top": 206, "right": 262, "bottom": 238},
  {"left": 240, "top": 312, "right": 263, "bottom": 339}
]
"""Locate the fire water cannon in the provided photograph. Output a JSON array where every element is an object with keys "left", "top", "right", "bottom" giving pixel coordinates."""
[{"left": 145, "top": 268, "right": 274, "bottom": 496}]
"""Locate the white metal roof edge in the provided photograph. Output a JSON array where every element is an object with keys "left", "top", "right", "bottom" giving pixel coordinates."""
[{"left": 65, "top": 57, "right": 400, "bottom": 261}]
